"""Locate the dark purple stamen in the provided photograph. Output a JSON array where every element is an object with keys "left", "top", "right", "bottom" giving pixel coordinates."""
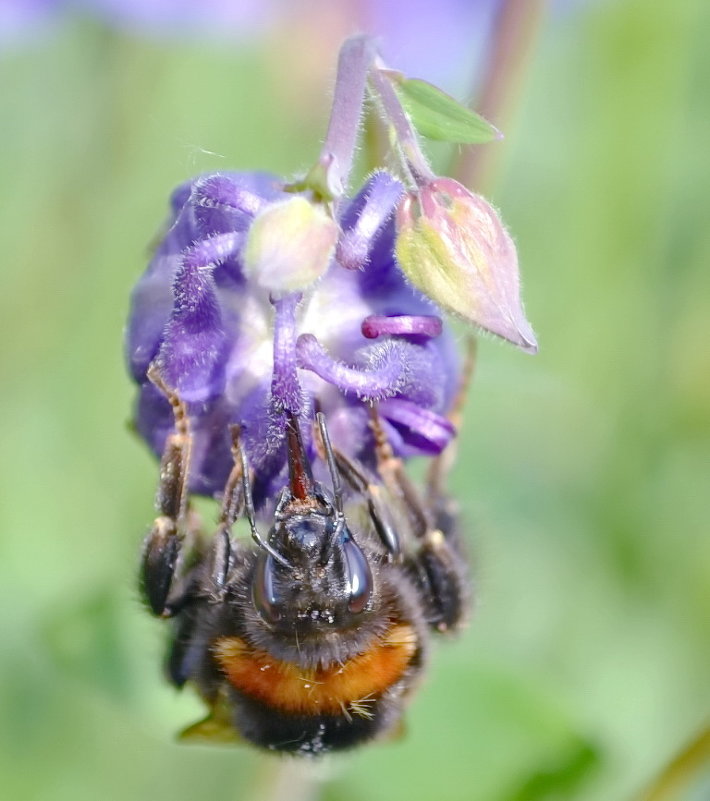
[{"left": 362, "top": 314, "right": 442, "bottom": 340}]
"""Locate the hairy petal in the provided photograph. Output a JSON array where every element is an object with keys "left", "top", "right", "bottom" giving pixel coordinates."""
[
  {"left": 380, "top": 398, "right": 455, "bottom": 455},
  {"left": 158, "top": 233, "right": 241, "bottom": 401},
  {"left": 192, "top": 173, "right": 268, "bottom": 237},
  {"left": 337, "top": 171, "right": 403, "bottom": 270}
]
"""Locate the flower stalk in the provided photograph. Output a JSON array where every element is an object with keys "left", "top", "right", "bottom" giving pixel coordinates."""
[
  {"left": 367, "top": 64, "right": 435, "bottom": 186},
  {"left": 301, "top": 35, "right": 376, "bottom": 200}
]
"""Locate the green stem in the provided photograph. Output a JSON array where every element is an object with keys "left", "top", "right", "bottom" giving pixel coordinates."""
[{"left": 368, "top": 65, "right": 435, "bottom": 187}]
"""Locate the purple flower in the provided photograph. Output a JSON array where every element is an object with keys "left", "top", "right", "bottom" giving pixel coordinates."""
[
  {"left": 126, "top": 34, "right": 537, "bottom": 520},
  {"left": 126, "top": 170, "right": 459, "bottom": 511}
]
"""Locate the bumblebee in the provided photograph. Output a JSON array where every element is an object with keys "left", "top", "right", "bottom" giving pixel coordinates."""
[{"left": 140, "top": 364, "right": 469, "bottom": 755}]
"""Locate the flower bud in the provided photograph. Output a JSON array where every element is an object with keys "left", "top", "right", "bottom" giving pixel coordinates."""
[
  {"left": 396, "top": 177, "right": 537, "bottom": 353},
  {"left": 244, "top": 197, "right": 338, "bottom": 293}
]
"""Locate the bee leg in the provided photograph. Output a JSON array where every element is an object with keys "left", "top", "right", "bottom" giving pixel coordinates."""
[
  {"left": 175, "top": 424, "right": 250, "bottom": 611},
  {"left": 166, "top": 426, "right": 250, "bottom": 687},
  {"left": 202, "top": 424, "right": 250, "bottom": 600},
  {"left": 140, "top": 364, "right": 194, "bottom": 618},
  {"left": 404, "top": 523, "right": 470, "bottom": 633},
  {"left": 322, "top": 441, "right": 401, "bottom": 558},
  {"left": 368, "top": 404, "right": 469, "bottom": 633},
  {"left": 367, "top": 404, "right": 431, "bottom": 539},
  {"left": 424, "top": 337, "right": 476, "bottom": 556}
]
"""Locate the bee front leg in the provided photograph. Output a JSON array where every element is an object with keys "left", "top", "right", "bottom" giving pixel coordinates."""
[{"left": 330, "top": 446, "right": 402, "bottom": 559}]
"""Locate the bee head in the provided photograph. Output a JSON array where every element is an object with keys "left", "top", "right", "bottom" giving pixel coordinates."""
[
  {"left": 251, "top": 506, "right": 372, "bottom": 631},
  {"left": 250, "top": 412, "right": 373, "bottom": 631}
]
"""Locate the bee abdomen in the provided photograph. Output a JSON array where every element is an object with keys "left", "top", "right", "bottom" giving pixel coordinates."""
[
  {"left": 208, "top": 621, "right": 422, "bottom": 752},
  {"left": 234, "top": 695, "right": 388, "bottom": 754}
]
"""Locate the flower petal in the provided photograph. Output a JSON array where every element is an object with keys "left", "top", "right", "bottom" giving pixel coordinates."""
[
  {"left": 158, "top": 233, "right": 242, "bottom": 401},
  {"left": 380, "top": 398, "right": 456, "bottom": 455},
  {"left": 337, "top": 171, "right": 403, "bottom": 271}
]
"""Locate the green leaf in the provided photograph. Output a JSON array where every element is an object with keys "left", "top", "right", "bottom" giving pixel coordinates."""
[{"left": 395, "top": 78, "right": 501, "bottom": 144}]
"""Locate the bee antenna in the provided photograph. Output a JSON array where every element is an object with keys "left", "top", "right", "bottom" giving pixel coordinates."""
[
  {"left": 316, "top": 412, "right": 343, "bottom": 515},
  {"left": 233, "top": 426, "right": 291, "bottom": 569},
  {"left": 316, "top": 412, "right": 346, "bottom": 566}
]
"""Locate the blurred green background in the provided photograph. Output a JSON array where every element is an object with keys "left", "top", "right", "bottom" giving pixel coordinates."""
[{"left": 1, "top": 1, "right": 708, "bottom": 800}]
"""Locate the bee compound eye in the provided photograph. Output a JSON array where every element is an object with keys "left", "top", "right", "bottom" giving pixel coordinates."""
[
  {"left": 343, "top": 536, "right": 373, "bottom": 614},
  {"left": 252, "top": 553, "right": 282, "bottom": 624}
]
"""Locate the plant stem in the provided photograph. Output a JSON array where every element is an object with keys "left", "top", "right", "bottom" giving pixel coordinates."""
[
  {"left": 320, "top": 35, "right": 375, "bottom": 197},
  {"left": 368, "top": 65, "right": 434, "bottom": 186},
  {"left": 636, "top": 726, "right": 710, "bottom": 801},
  {"left": 453, "top": 0, "right": 547, "bottom": 192},
  {"left": 247, "top": 755, "right": 335, "bottom": 801}
]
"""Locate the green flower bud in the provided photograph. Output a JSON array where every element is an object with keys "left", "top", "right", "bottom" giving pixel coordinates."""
[
  {"left": 244, "top": 197, "right": 339, "bottom": 293},
  {"left": 396, "top": 177, "right": 537, "bottom": 353}
]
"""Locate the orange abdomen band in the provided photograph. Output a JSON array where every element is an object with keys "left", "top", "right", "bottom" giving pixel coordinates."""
[{"left": 213, "top": 624, "right": 418, "bottom": 717}]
